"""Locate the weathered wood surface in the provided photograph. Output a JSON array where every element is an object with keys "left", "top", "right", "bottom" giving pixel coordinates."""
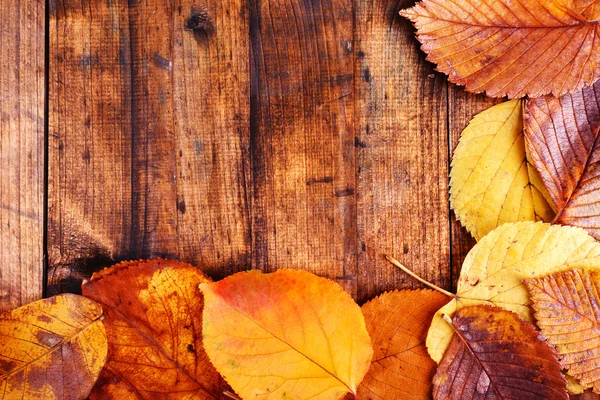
[
  {"left": 2, "top": 0, "right": 489, "bottom": 309},
  {"left": 0, "top": 0, "right": 45, "bottom": 312}
]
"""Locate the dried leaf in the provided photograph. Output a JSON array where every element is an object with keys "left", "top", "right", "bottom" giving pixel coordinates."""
[
  {"left": 82, "top": 260, "right": 225, "bottom": 399},
  {"left": 433, "top": 305, "right": 567, "bottom": 400},
  {"left": 0, "top": 294, "right": 107, "bottom": 399},
  {"left": 525, "top": 268, "right": 600, "bottom": 392},
  {"left": 524, "top": 81, "right": 600, "bottom": 239},
  {"left": 450, "top": 100, "right": 554, "bottom": 240},
  {"left": 200, "top": 269, "right": 373, "bottom": 400},
  {"left": 401, "top": 0, "right": 600, "bottom": 98},
  {"left": 426, "top": 222, "right": 600, "bottom": 363},
  {"left": 357, "top": 290, "right": 448, "bottom": 400}
]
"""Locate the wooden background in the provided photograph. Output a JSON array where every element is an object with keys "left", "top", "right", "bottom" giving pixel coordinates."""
[{"left": 0, "top": 0, "right": 502, "bottom": 312}]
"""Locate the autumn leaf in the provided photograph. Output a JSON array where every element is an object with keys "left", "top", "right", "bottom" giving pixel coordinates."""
[
  {"left": 450, "top": 100, "right": 554, "bottom": 240},
  {"left": 426, "top": 221, "right": 600, "bottom": 364},
  {"left": 357, "top": 290, "right": 448, "bottom": 400},
  {"left": 82, "top": 260, "right": 226, "bottom": 399},
  {"left": 525, "top": 268, "right": 600, "bottom": 393},
  {"left": 200, "top": 269, "right": 373, "bottom": 400},
  {"left": 524, "top": 80, "right": 600, "bottom": 240},
  {"left": 401, "top": 0, "right": 600, "bottom": 98},
  {"left": 433, "top": 305, "right": 567, "bottom": 399},
  {"left": 0, "top": 294, "right": 107, "bottom": 399}
]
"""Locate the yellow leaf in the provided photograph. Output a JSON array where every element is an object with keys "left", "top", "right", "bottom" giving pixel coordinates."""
[
  {"left": 450, "top": 100, "right": 554, "bottom": 240},
  {"left": 0, "top": 294, "right": 107, "bottom": 399},
  {"left": 200, "top": 269, "right": 373, "bottom": 400},
  {"left": 426, "top": 222, "right": 600, "bottom": 364}
]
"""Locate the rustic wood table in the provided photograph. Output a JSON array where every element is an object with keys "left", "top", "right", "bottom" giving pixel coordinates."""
[{"left": 0, "top": 0, "right": 500, "bottom": 312}]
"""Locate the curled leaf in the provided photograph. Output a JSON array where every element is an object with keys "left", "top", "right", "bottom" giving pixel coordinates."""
[
  {"left": 426, "top": 222, "right": 600, "bottom": 363},
  {"left": 200, "top": 269, "right": 373, "bottom": 400},
  {"left": 357, "top": 290, "right": 449, "bottom": 400},
  {"left": 0, "top": 294, "right": 107, "bottom": 399},
  {"left": 526, "top": 268, "right": 600, "bottom": 392},
  {"left": 433, "top": 306, "right": 567, "bottom": 400},
  {"left": 450, "top": 100, "right": 554, "bottom": 240},
  {"left": 525, "top": 80, "right": 600, "bottom": 239},
  {"left": 401, "top": 0, "right": 600, "bottom": 98},
  {"left": 82, "top": 260, "right": 225, "bottom": 399}
]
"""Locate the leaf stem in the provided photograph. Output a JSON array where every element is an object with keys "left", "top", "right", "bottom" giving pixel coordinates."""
[
  {"left": 385, "top": 255, "right": 455, "bottom": 298},
  {"left": 223, "top": 391, "right": 242, "bottom": 400}
]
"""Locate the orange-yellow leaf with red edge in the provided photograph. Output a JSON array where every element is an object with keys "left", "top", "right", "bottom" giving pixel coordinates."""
[
  {"left": 200, "top": 269, "right": 373, "bottom": 400},
  {"left": 83, "top": 259, "right": 227, "bottom": 399},
  {"left": 0, "top": 294, "right": 107, "bottom": 399},
  {"left": 357, "top": 290, "right": 448, "bottom": 400},
  {"left": 401, "top": 0, "right": 600, "bottom": 99}
]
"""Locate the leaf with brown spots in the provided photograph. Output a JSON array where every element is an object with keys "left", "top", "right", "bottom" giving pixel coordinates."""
[
  {"left": 357, "top": 290, "right": 449, "bottom": 400},
  {"left": 82, "top": 260, "right": 227, "bottom": 399},
  {"left": 401, "top": 0, "right": 600, "bottom": 99},
  {"left": 525, "top": 268, "right": 600, "bottom": 393},
  {"left": 433, "top": 305, "right": 567, "bottom": 400},
  {"left": 524, "top": 80, "right": 600, "bottom": 239},
  {"left": 0, "top": 293, "right": 107, "bottom": 399}
]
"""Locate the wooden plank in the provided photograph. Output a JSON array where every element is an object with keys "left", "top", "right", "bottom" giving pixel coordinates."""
[
  {"left": 48, "top": 0, "right": 250, "bottom": 293},
  {"left": 250, "top": 0, "right": 357, "bottom": 296},
  {"left": 355, "top": 1, "right": 450, "bottom": 303},
  {"left": 0, "top": 0, "right": 45, "bottom": 311},
  {"left": 447, "top": 88, "right": 501, "bottom": 290}
]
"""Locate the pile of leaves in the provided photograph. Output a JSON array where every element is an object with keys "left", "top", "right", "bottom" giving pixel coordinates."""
[{"left": 3, "top": 0, "right": 600, "bottom": 399}]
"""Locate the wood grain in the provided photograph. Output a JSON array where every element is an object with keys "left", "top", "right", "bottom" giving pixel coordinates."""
[
  {"left": 0, "top": 0, "right": 45, "bottom": 311},
  {"left": 250, "top": 0, "right": 357, "bottom": 296},
  {"left": 48, "top": 0, "right": 251, "bottom": 293},
  {"left": 355, "top": 0, "right": 450, "bottom": 303}
]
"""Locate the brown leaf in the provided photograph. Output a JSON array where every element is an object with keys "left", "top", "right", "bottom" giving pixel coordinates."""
[
  {"left": 525, "top": 268, "right": 600, "bottom": 393},
  {"left": 357, "top": 290, "right": 448, "bottom": 400},
  {"left": 401, "top": 0, "right": 600, "bottom": 98},
  {"left": 433, "top": 305, "right": 567, "bottom": 400},
  {"left": 0, "top": 294, "right": 107, "bottom": 400},
  {"left": 524, "top": 81, "right": 600, "bottom": 239},
  {"left": 82, "top": 259, "right": 226, "bottom": 399}
]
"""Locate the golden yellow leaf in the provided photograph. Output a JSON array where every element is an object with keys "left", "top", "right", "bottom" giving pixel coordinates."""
[
  {"left": 82, "top": 260, "right": 226, "bottom": 399},
  {"left": 450, "top": 100, "right": 554, "bottom": 240},
  {"left": 525, "top": 268, "right": 600, "bottom": 392},
  {"left": 0, "top": 294, "right": 107, "bottom": 399},
  {"left": 426, "top": 222, "right": 600, "bottom": 364},
  {"left": 401, "top": 0, "right": 600, "bottom": 98},
  {"left": 357, "top": 290, "right": 448, "bottom": 400},
  {"left": 200, "top": 269, "right": 373, "bottom": 400}
]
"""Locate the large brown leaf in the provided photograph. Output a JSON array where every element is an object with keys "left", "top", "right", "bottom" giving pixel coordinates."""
[
  {"left": 525, "top": 268, "right": 600, "bottom": 393},
  {"left": 82, "top": 260, "right": 226, "bottom": 399},
  {"left": 433, "top": 305, "right": 567, "bottom": 400},
  {"left": 524, "top": 81, "right": 600, "bottom": 239},
  {"left": 357, "top": 290, "right": 448, "bottom": 400},
  {"left": 0, "top": 294, "right": 107, "bottom": 400},
  {"left": 401, "top": 0, "right": 600, "bottom": 99}
]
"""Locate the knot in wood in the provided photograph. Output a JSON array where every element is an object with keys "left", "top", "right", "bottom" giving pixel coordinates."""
[{"left": 185, "top": 6, "right": 213, "bottom": 35}]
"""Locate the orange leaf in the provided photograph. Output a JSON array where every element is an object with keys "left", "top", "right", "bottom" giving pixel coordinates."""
[
  {"left": 525, "top": 268, "right": 600, "bottom": 393},
  {"left": 401, "top": 0, "right": 600, "bottom": 99},
  {"left": 82, "top": 260, "right": 226, "bottom": 399},
  {"left": 200, "top": 269, "right": 373, "bottom": 400},
  {"left": 524, "top": 81, "right": 600, "bottom": 239},
  {"left": 0, "top": 294, "right": 107, "bottom": 399},
  {"left": 433, "top": 306, "right": 567, "bottom": 400},
  {"left": 357, "top": 290, "right": 448, "bottom": 400}
]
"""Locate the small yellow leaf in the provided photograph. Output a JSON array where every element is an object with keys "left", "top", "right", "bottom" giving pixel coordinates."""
[
  {"left": 0, "top": 294, "right": 107, "bottom": 400},
  {"left": 426, "top": 222, "right": 600, "bottom": 364},
  {"left": 200, "top": 269, "right": 373, "bottom": 400},
  {"left": 450, "top": 100, "right": 554, "bottom": 240}
]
